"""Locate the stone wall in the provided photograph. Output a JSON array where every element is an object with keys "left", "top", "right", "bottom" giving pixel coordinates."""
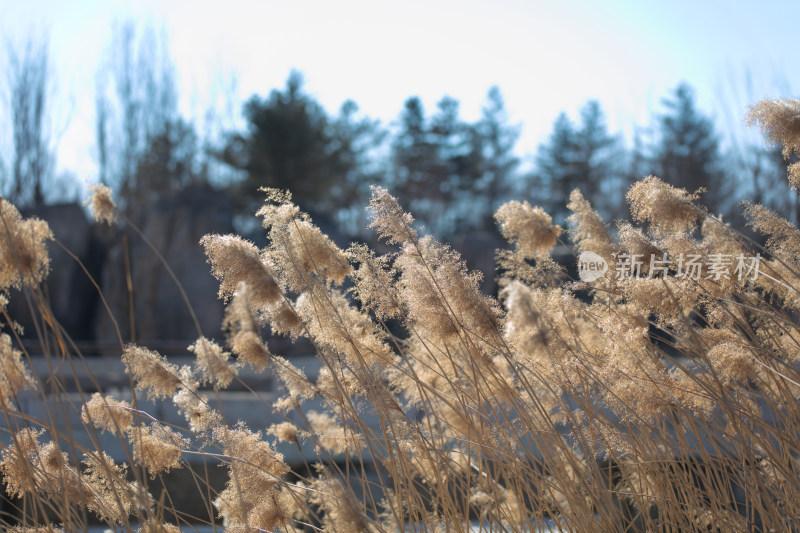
[
  {"left": 7, "top": 185, "right": 235, "bottom": 350},
  {"left": 94, "top": 185, "right": 235, "bottom": 345}
]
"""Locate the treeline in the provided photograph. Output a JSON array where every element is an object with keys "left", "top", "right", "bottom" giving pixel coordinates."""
[{"left": 2, "top": 22, "right": 797, "bottom": 239}]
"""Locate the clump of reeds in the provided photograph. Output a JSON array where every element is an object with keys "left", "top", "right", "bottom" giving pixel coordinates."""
[{"left": 1, "top": 100, "right": 800, "bottom": 532}]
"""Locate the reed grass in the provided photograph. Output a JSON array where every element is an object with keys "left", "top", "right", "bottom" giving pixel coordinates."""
[{"left": 1, "top": 99, "right": 800, "bottom": 532}]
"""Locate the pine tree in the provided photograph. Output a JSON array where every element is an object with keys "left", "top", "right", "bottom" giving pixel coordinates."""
[
  {"left": 326, "top": 100, "right": 386, "bottom": 234},
  {"left": 534, "top": 112, "right": 578, "bottom": 223},
  {"left": 391, "top": 96, "right": 476, "bottom": 236},
  {"left": 224, "top": 71, "right": 330, "bottom": 210},
  {"left": 472, "top": 87, "right": 521, "bottom": 227},
  {"left": 572, "top": 101, "right": 625, "bottom": 219},
  {"left": 653, "top": 83, "right": 727, "bottom": 215},
  {"left": 533, "top": 101, "right": 623, "bottom": 223}
]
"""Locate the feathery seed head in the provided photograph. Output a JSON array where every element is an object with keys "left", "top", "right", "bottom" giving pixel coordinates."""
[
  {"left": 256, "top": 187, "right": 299, "bottom": 228},
  {"left": 201, "top": 234, "right": 282, "bottom": 307},
  {"left": 84, "top": 183, "right": 117, "bottom": 225},
  {"left": 81, "top": 393, "right": 133, "bottom": 435},
  {"left": 172, "top": 386, "right": 221, "bottom": 433},
  {"left": 367, "top": 186, "right": 417, "bottom": 244},
  {"left": 214, "top": 424, "right": 289, "bottom": 489},
  {"left": 0, "top": 332, "right": 35, "bottom": 407},
  {"left": 130, "top": 424, "right": 186, "bottom": 477},
  {"left": 268, "top": 421, "right": 300, "bottom": 444},
  {"left": 137, "top": 520, "right": 182, "bottom": 533},
  {"left": 744, "top": 202, "right": 800, "bottom": 260},
  {"left": 223, "top": 283, "right": 271, "bottom": 371},
  {"left": 348, "top": 243, "right": 402, "bottom": 320},
  {"left": 746, "top": 98, "right": 800, "bottom": 157},
  {"left": 0, "top": 428, "right": 44, "bottom": 497},
  {"left": 495, "top": 200, "right": 562, "bottom": 258},
  {"left": 566, "top": 189, "right": 615, "bottom": 259},
  {"left": 265, "top": 299, "right": 304, "bottom": 338},
  {"left": 310, "top": 474, "right": 371, "bottom": 532},
  {"left": 627, "top": 176, "right": 703, "bottom": 237},
  {"left": 307, "top": 410, "right": 365, "bottom": 456},
  {"left": 122, "top": 344, "right": 181, "bottom": 400},
  {"left": 82, "top": 451, "right": 139, "bottom": 523},
  {"left": 189, "top": 336, "right": 239, "bottom": 390},
  {"left": 747, "top": 98, "right": 800, "bottom": 189},
  {"left": 0, "top": 200, "right": 53, "bottom": 290},
  {"left": 288, "top": 219, "right": 351, "bottom": 285}
]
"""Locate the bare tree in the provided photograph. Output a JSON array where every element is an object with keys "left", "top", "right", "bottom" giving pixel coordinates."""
[
  {"left": 96, "top": 73, "right": 109, "bottom": 186},
  {"left": 95, "top": 19, "right": 183, "bottom": 217},
  {"left": 716, "top": 67, "right": 798, "bottom": 224},
  {"left": 5, "top": 34, "right": 53, "bottom": 207}
]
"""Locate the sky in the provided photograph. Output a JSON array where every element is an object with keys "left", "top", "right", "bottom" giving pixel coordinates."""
[{"left": 1, "top": 0, "right": 798, "bottom": 192}]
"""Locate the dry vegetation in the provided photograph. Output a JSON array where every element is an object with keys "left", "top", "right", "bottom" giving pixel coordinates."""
[{"left": 1, "top": 100, "right": 800, "bottom": 532}]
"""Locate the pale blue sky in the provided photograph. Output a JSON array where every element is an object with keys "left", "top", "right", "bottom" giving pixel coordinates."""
[{"left": 1, "top": 0, "right": 798, "bottom": 187}]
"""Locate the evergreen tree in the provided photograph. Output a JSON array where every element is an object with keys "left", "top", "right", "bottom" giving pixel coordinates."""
[
  {"left": 222, "top": 71, "right": 330, "bottom": 212},
  {"left": 573, "top": 101, "right": 625, "bottom": 219},
  {"left": 391, "top": 96, "right": 475, "bottom": 236},
  {"left": 627, "top": 125, "right": 653, "bottom": 187},
  {"left": 652, "top": 83, "right": 727, "bottom": 215},
  {"left": 222, "top": 71, "right": 382, "bottom": 224},
  {"left": 390, "top": 89, "right": 521, "bottom": 235},
  {"left": 533, "top": 101, "right": 622, "bottom": 222},
  {"left": 132, "top": 118, "right": 207, "bottom": 201},
  {"left": 472, "top": 86, "right": 521, "bottom": 226},
  {"left": 391, "top": 96, "right": 430, "bottom": 204},
  {"left": 533, "top": 112, "right": 577, "bottom": 222},
  {"left": 326, "top": 99, "right": 387, "bottom": 233}
]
